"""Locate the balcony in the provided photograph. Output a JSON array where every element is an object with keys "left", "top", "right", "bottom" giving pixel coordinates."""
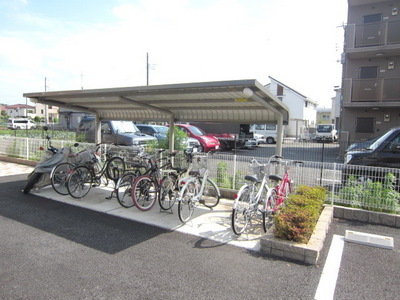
[
  {"left": 345, "top": 20, "right": 400, "bottom": 58},
  {"left": 342, "top": 78, "right": 400, "bottom": 105}
]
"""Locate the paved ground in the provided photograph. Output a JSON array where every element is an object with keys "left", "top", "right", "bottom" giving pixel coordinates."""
[
  {"left": 0, "top": 161, "right": 264, "bottom": 251},
  {"left": 1, "top": 161, "right": 400, "bottom": 300}
]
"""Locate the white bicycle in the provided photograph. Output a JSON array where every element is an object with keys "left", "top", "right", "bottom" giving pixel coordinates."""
[{"left": 177, "top": 153, "right": 221, "bottom": 223}]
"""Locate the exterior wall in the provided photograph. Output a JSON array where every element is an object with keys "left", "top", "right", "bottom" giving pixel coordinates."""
[
  {"left": 58, "top": 108, "right": 91, "bottom": 130},
  {"left": 268, "top": 79, "right": 317, "bottom": 138},
  {"left": 341, "top": 0, "right": 400, "bottom": 141},
  {"left": 316, "top": 109, "right": 332, "bottom": 124},
  {"left": 35, "top": 103, "right": 59, "bottom": 123},
  {"left": 6, "top": 105, "right": 35, "bottom": 118}
]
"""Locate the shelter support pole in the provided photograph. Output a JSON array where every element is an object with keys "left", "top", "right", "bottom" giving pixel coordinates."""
[
  {"left": 276, "top": 114, "right": 284, "bottom": 157},
  {"left": 94, "top": 114, "right": 101, "bottom": 145},
  {"left": 168, "top": 116, "right": 175, "bottom": 153},
  {"left": 249, "top": 92, "right": 286, "bottom": 157}
]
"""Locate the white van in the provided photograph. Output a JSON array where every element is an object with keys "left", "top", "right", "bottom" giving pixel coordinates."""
[
  {"left": 7, "top": 118, "right": 37, "bottom": 130},
  {"left": 250, "top": 124, "right": 277, "bottom": 144}
]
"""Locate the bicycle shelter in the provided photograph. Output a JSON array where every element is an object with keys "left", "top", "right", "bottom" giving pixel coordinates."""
[{"left": 23, "top": 79, "right": 289, "bottom": 155}]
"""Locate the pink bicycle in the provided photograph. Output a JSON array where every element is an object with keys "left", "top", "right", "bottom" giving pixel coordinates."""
[{"left": 231, "top": 155, "right": 303, "bottom": 235}]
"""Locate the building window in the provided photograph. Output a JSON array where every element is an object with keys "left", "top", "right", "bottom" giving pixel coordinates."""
[
  {"left": 363, "top": 13, "right": 382, "bottom": 24},
  {"left": 356, "top": 117, "right": 374, "bottom": 133},
  {"left": 359, "top": 66, "right": 378, "bottom": 79},
  {"left": 277, "top": 84, "right": 283, "bottom": 96}
]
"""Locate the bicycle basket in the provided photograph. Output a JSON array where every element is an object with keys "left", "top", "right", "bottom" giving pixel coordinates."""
[
  {"left": 248, "top": 162, "right": 265, "bottom": 179},
  {"left": 192, "top": 153, "right": 208, "bottom": 176}
]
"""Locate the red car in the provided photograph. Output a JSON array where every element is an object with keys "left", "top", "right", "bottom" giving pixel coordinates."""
[{"left": 175, "top": 124, "right": 220, "bottom": 152}]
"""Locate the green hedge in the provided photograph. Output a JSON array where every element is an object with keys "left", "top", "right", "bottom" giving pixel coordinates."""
[{"left": 274, "top": 186, "right": 326, "bottom": 244}]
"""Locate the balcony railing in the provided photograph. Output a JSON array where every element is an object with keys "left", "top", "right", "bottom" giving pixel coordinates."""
[
  {"left": 346, "top": 19, "right": 400, "bottom": 48},
  {"left": 343, "top": 78, "right": 400, "bottom": 103}
]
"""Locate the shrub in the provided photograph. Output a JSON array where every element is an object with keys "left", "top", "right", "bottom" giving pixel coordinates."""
[
  {"left": 336, "top": 173, "right": 400, "bottom": 214},
  {"left": 216, "top": 162, "right": 231, "bottom": 188},
  {"left": 274, "top": 185, "right": 326, "bottom": 244},
  {"left": 150, "top": 126, "right": 188, "bottom": 151}
]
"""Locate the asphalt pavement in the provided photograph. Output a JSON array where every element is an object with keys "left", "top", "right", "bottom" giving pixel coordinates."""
[{"left": 1, "top": 161, "right": 399, "bottom": 299}]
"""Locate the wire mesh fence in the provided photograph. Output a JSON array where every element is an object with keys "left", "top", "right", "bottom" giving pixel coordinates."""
[{"left": 1, "top": 136, "right": 399, "bottom": 214}]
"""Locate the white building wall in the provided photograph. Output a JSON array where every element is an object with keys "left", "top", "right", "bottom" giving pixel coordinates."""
[{"left": 267, "top": 79, "right": 317, "bottom": 139}]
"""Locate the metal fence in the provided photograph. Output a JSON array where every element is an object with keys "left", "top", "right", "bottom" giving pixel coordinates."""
[{"left": 1, "top": 136, "right": 399, "bottom": 214}]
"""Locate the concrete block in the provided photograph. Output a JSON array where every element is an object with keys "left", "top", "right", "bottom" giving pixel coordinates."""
[{"left": 353, "top": 209, "right": 369, "bottom": 222}]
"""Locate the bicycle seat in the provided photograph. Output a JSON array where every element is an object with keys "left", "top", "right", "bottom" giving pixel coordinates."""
[
  {"left": 189, "top": 170, "right": 201, "bottom": 177},
  {"left": 172, "top": 167, "right": 187, "bottom": 173},
  {"left": 245, "top": 175, "right": 261, "bottom": 183},
  {"left": 269, "top": 175, "right": 282, "bottom": 182}
]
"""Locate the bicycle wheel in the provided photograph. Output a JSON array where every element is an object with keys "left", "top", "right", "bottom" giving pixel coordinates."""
[
  {"left": 116, "top": 172, "right": 137, "bottom": 208},
  {"left": 263, "top": 188, "right": 277, "bottom": 233},
  {"left": 106, "top": 156, "right": 125, "bottom": 181},
  {"left": 51, "top": 162, "right": 75, "bottom": 195},
  {"left": 199, "top": 178, "right": 220, "bottom": 208},
  {"left": 67, "top": 166, "right": 93, "bottom": 199},
  {"left": 178, "top": 181, "right": 196, "bottom": 223},
  {"left": 158, "top": 174, "right": 178, "bottom": 210},
  {"left": 23, "top": 172, "right": 43, "bottom": 194},
  {"left": 231, "top": 185, "right": 251, "bottom": 235},
  {"left": 132, "top": 175, "right": 157, "bottom": 211}
]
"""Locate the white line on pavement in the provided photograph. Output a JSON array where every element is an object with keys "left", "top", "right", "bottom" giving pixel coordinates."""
[{"left": 314, "top": 234, "right": 345, "bottom": 300}]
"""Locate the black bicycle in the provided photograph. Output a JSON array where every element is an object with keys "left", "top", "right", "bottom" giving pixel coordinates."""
[{"left": 66, "top": 145, "right": 125, "bottom": 199}]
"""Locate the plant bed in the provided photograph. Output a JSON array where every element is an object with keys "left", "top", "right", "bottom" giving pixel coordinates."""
[
  {"left": 260, "top": 205, "right": 333, "bottom": 265},
  {"left": 260, "top": 185, "right": 330, "bottom": 265}
]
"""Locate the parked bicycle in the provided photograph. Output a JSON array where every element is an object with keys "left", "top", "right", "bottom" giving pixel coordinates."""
[
  {"left": 115, "top": 150, "right": 149, "bottom": 208},
  {"left": 158, "top": 149, "right": 196, "bottom": 211},
  {"left": 23, "top": 126, "right": 79, "bottom": 194},
  {"left": 66, "top": 145, "right": 126, "bottom": 199},
  {"left": 50, "top": 147, "right": 95, "bottom": 195},
  {"left": 231, "top": 155, "right": 301, "bottom": 235},
  {"left": 177, "top": 152, "right": 221, "bottom": 223},
  {"left": 130, "top": 149, "right": 176, "bottom": 211}
]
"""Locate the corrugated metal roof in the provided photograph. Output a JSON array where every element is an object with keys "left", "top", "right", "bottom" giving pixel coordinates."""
[{"left": 23, "top": 79, "right": 289, "bottom": 124}]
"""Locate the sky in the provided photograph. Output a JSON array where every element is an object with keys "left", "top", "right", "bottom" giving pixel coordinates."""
[{"left": 0, "top": 0, "right": 348, "bottom": 108}]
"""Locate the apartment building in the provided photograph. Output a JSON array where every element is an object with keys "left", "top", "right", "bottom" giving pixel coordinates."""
[{"left": 341, "top": 0, "right": 400, "bottom": 141}]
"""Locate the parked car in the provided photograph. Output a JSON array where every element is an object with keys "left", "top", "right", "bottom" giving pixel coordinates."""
[
  {"left": 8, "top": 118, "right": 37, "bottom": 130},
  {"left": 136, "top": 124, "right": 168, "bottom": 141},
  {"left": 136, "top": 123, "right": 202, "bottom": 151},
  {"left": 253, "top": 133, "right": 266, "bottom": 145},
  {"left": 345, "top": 135, "right": 380, "bottom": 153},
  {"left": 174, "top": 124, "right": 220, "bottom": 152},
  {"left": 79, "top": 117, "right": 156, "bottom": 146},
  {"left": 343, "top": 127, "right": 400, "bottom": 187}
]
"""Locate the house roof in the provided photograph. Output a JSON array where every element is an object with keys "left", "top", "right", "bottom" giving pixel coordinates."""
[
  {"left": 23, "top": 79, "right": 289, "bottom": 124},
  {"left": 6, "top": 104, "right": 35, "bottom": 109},
  {"left": 268, "top": 76, "right": 318, "bottom": 105}
]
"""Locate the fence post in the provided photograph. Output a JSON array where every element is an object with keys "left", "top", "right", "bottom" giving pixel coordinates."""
[
  {"left": 26, "top": 137, "right": 29, "bottom": 160},
  {"left": 331, "top": 163, "right": 336, "bottom": 206},
  {"left": 233, "top": 154, "right": 237, "bottom": 190}
]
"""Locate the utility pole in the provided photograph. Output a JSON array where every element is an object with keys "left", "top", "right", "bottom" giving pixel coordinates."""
[
  {"left": 44, "top": 77, "right": 48, "bottom": 124},
  {"left": 146, "top": 52, "right": 149, "bottom": 86}
]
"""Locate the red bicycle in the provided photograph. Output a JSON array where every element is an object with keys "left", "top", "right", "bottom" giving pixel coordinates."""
[{"left": 231, "top": 155, "right": 303, "bottom": 235}]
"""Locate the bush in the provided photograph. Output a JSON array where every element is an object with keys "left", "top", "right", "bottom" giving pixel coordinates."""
[
  {"left": 274, "top": 185, "right": 326, "bottom": 244},
  {"left": 149, "top": 126, "right": 189, "bottom": 151},
  {"left": 216, "top": 162, "right": 231, "bottom": 188},
  {"left": 336, "top": 173, "right": 400, "bottom": 214}
]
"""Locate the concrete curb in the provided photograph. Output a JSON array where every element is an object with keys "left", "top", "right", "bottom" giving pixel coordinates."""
[
  {"left": 260, "top": 206, "right": 334, "bottom": 265},
  {"left": 0, "top": 156, "right": 37, "bottom": 166},
  {"left": 333, "top": 205, "right": 400, "bottom": 228}
]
